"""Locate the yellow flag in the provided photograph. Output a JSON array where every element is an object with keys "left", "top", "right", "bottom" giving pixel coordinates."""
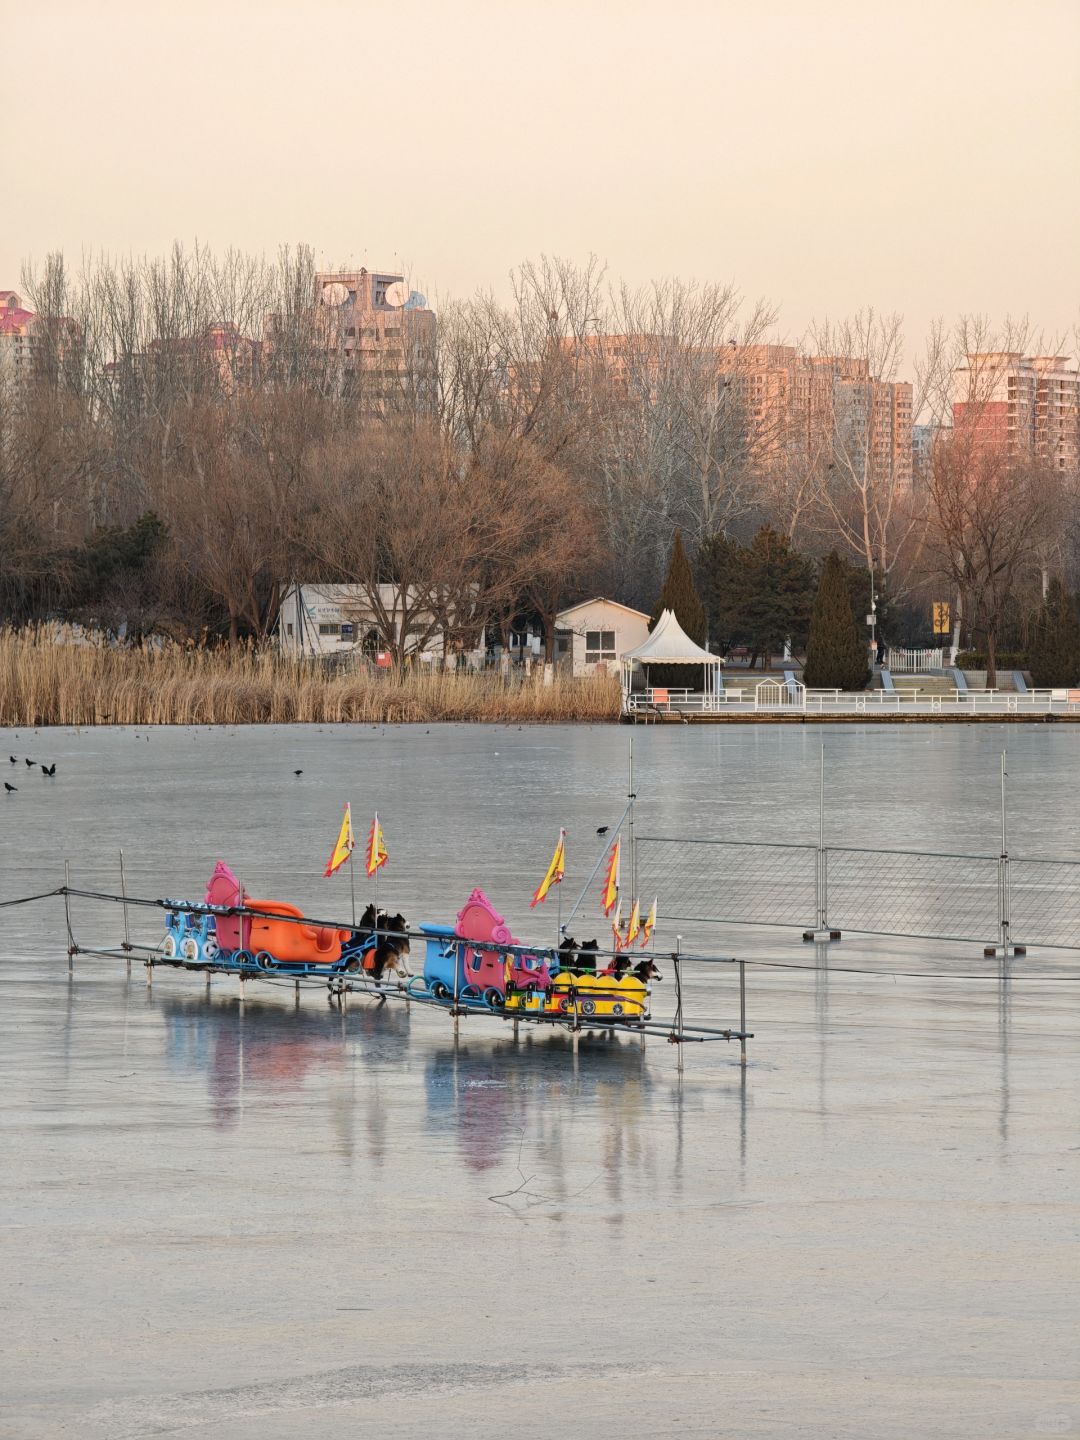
[
  {"left": 530, "top": 828, "right": 566, "bottom": 907},
  {"left": 625, "top": 897, "right": 641, "bottom": 947},
  {"left": 640, "top": 897, "right": 657, "bottom": 948},
  {"left": 324, "top": 803, "right": 354, "bottom": 877},
  {"left": 366, "top": 813, "right": 389, "bottom": 876},
  {"left": 600, "top": 837, "right": 621, "bottom": 917}
]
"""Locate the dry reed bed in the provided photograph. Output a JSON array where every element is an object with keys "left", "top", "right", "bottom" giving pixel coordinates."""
[{"left": 0, "top": 631, "right": 622, "bottom": 727}]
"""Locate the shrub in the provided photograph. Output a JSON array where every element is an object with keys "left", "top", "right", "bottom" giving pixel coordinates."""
[{"left": 955, "top": 651, "right": 1027, "bottom": 670}]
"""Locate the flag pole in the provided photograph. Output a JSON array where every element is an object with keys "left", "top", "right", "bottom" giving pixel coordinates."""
[
  {"left": 349, "top": 847, "right": 356, "bottom": 926},
  {"left": 628, "top": 732, "right": 636, "bottom": 902},
  {"left": 562, "top": 797, "right": 632, "bottom": 932}
]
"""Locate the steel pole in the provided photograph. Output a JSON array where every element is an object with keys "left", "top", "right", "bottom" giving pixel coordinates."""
[
  {"left": 119, "top": 849, "right": 132, "bottom": 959},
  {"left": 818, "top": 743, "right": 826, "bottom": 930}
]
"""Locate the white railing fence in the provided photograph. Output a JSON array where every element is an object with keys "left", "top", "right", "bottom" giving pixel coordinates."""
[
  {"left": 625, "top": 685, "right": 1080, "bottom": 717},
  {"left": 887, "top": 647, "right": 944, "bottom": 672}
]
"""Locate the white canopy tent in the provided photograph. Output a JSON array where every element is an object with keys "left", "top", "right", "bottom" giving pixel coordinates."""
[{"left": 620, "top": 609, "right": 724, "bottom": 713}]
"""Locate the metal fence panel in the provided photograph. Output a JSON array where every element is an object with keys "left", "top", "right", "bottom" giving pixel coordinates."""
[
  {"left": 636, "top": 838, "right": 818, "bottom": 928},
  {"left": 825, "top": 846, "right": 1000, "bottom": 943},
  {"left": 1008, "top": 858, "right": 1080, "bottom": 950}
]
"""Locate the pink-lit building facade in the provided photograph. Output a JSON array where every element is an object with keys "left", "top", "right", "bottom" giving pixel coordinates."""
[
  {"left": 951, "top": 352, "right": 1080, "bottom": 471},
  {"left": 568, "top": 334, "right": 913, "bottom": 489},
  {"left": 0, "top": 290, "right": 40, "bottom": 393}
]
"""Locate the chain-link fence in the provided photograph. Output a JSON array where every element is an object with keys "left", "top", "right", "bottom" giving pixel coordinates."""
[
  {"left": 634, "top": 838, "right": 818, "bottom": 929},
  {"left": 637, "top": 835, "right": 1080, "bottom": 951},
  {"left": 824, "top": 847, "right": 1001, "bottom": 945},
  {"left": 1007, "top": 858, "right": 1080, "bottom": 950}
]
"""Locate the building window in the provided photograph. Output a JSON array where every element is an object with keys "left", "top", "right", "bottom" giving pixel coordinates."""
[
  {"left": 585, "top": 629, "right": 617, "bottom": 663},
  {"left": 286, "top": 623, "right": 294, "bottom": 637},
  {"left": 318, "top": 623, "right": 341, "bottom": 636}
]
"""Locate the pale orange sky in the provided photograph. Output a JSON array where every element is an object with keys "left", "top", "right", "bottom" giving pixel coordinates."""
[{"left": 5, "top": 0, "right": 1079, "bottom": 357}]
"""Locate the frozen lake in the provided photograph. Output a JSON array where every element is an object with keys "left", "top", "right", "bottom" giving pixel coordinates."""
[{"left": 2, "top": 723, "right": 1079, "bottom": 1438}]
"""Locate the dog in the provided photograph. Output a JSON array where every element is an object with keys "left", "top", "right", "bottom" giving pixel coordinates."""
[
  {"left": 556, "top": 936, "right": 598, "bottom": 975},
  {"left": 363, "top": 909, "right": 411, "bottom": 981},
  {"left": 602, "top": 955, "right": 633, "bottom": 979},
  {"left": 574, "top": 939, "right": 599, "bottom": 974},
  {"left": 632, "top": 958, "right": 662, "bottom": 983}
]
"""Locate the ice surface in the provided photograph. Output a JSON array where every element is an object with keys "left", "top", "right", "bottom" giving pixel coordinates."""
[{"left": 1, "top": 723, "right": 1078, "bottom": 1438}]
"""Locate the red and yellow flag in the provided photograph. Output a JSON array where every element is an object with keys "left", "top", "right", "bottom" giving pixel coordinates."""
[
  {"left": 610, "top": 898, "right": 624, "bottom": 952},
  {"left": 324, "top": 802, "right": 354, "bottom": 877},
  {"left": 530, "top": 828, "right": 566, "bottom": 908},
  {"left": 640, "top": 897, "right": 657, "bottom": 948},
  {"left": 600, "top": 837, "right": 621, "bottom": 917},
  {"left": 625, "top": 897, "right": 641, "bottom": 947},
  {"left": 366, "top": 813, "right": 389, "bottom": 876}
]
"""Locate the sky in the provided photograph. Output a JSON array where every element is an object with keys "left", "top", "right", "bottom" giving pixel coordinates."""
[{"left": 5, "top": 0, "right": 1079, "bottom": 362}]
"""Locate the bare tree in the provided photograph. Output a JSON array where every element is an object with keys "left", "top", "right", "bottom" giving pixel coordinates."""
[
  {"left": 804, "top": 311, "right": 927, "bottom": 601},
  {"left": 927, "top": 431, "right": 1060, "bottom": 686}
]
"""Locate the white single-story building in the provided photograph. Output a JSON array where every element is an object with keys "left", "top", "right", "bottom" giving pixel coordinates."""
[
  {"left": 554, "top": 598, "right": 652, "bottom": 677},
  {"left": 276, "top": 583, "right": 485, "bottom": 665}
]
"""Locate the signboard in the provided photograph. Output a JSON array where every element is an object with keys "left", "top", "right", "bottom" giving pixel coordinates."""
[
  {"left": 932, "top": 601, "right": 950, "bottom": 636},
  {"left": 375, "top": 652, "right": 392, "bottom": 669}
]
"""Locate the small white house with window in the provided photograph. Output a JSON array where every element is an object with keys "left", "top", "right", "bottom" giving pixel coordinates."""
[
  {"left": 554, "top": 598, "right": 652, "bottom": 677},
  {"left": 276, "top": 583, "right": 485, "bottom": 665}
]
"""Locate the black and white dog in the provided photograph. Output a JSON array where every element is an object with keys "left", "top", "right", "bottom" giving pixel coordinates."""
[{"left": 357, "top": 904, "right": 411, "bottom": 981}]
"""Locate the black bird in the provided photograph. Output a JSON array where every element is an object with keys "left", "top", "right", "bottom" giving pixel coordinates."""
[
  {"left": 4, "top": 783, "right": 16, "bottom": 793},
  {"left": 8, "top": 756, "right": 15, "bottom": 764},
  {"left": 293, "top": 769, "right": 303, "bottom": 776},
  {"left": 596, "top": 826, "right": 608, "bottom": 836},
  {"left": 41, "top": 763, "right": 56, "bottom": 777},
  {"left": 25, "top": 758, "right": 34, "bottom": 767}
]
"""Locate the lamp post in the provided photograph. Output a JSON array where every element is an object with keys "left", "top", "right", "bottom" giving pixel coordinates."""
[{"left": 867, "top": 572, "right": 878, "bottom": 667}]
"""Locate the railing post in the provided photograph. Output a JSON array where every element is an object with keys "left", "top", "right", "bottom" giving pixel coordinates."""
[
  {"left": 805, "top": 744, "right": 839, "bottom": 943},
  {"left": 985, "top": 751, "right": 1025, "bottom": 959},
  {"left": 64, "top": 860, "right": 74, "bottom": 971}
]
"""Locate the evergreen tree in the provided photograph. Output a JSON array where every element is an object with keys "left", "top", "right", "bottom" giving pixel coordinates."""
[
  {"left": 838, "top": 557, "right": 889, "bottom": 645},
  {"left": 803, "top": 551, "right": 870, "bottom": 690},
  {"left": 649, "top": 529, "right": 706, "bottom": 645},
  {"left": 1027, "top": 578, "right": 1080, "bottom": 687},
  {"left": 740, "top": 525, "right": 816, "bottom": 666},
  {"left": 697, "top": 531, "right": 746, "bottom": 651}
]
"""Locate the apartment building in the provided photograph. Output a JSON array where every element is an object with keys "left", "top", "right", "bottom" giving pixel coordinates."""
[
  {"left": 729, "top": 347, "right": 912, "bottom": 489},
  {"left": 564, "top": 333, "right": 913, "bottom": 489},
  {"left": 0, "top": 290, "right": 39, "bottom": 394},
  {"left": 951, "top": 352, "right": 1080, "bottom": 470},
  {"left": 105, "top": 321, "right": 260, "bottom": 399},
  {"left": 309, "top": 268, "right": 436, "bottom": 406}
]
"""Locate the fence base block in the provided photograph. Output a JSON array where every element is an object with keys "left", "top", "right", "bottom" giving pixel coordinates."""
[
  {"left": 984, "top": 943, "right": 1027, "bottom": 958},
  {"left": 803, "top": 928, "right": 842, "bottom": 943}
]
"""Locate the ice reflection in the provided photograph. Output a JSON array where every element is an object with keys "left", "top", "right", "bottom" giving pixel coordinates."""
[
  {"left": 423, "top": 1033, "right": 656, "bottom": 1193},
  {"left": 158, "top": 993, "right": 408, "bottom": 1133}
]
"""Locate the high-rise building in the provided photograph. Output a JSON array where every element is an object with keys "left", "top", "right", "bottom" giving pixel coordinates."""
[
  {"left": 951, "top": 352, "right": 1079, "bottom": 471},
  {"left": 562, "top": 334, "right": 913, "bottom": 489},
  {"left": 726, "top": 346, "right": 913, "bottom": 489},
  {"left": 0, "top": 290, "right": 39, "bottom": 395},
  {"left": 309, "top": 269, "right": 436, "bottom": 407}
]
